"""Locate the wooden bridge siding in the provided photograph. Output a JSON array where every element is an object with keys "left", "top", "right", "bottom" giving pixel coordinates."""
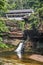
[
  {"left": 6, "top": 13, "right": 29, "bottom": 15},
  {"left": 6, "top": 9, "right": 33, "bottom": 14},
  {"left": 6, "top": 13, "right": 29, "bottom": 18}
]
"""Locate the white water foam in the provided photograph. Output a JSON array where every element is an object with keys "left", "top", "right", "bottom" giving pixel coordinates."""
[{"left": 15, "top": 42, "right": 23, "bottom": 59}]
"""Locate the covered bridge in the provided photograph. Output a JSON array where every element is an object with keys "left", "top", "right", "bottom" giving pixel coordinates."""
[{"left": 5, "top": 9, "right": 34, "bottom": 20}]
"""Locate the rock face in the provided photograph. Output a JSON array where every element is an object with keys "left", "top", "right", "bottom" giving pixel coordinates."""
[
  {"left": 24, "top": 40, "right": 33, "bottom": 52},
  {"left": 0, "top": 20, "right": 23, "bottom": 46},
  {"left": 1, "top": 20, "right": 43, "bottom": 53},
  {"left": 2, "top": 20, "right": 23, "bottom": 38},
  {"left": 29, "top": 54, "right": 43, "bottom": 62}
]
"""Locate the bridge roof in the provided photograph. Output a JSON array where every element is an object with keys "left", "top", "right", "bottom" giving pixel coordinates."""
[{"left": 6, "top": 9, "right": 34, "bottom": 14}]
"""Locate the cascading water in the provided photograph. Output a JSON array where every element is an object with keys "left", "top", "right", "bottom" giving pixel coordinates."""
[{"left": 15, "top": 41, "right": 24, "bottom": 59}]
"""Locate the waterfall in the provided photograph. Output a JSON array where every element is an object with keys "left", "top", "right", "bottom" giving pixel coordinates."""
[{"left": 15, "top": 41, "right": 24, "bottom": 59}]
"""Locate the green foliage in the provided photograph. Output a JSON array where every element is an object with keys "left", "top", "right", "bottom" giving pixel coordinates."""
[
  {"left": 0, "top": 37, "right": 14, "bottom": 48},
  {"left": 0, "top": 0, "right": 8, "bottom": 16},
  {"left": 0, "top": 0, "right": 5, "bottom": 10},
  {"left": 0, "top": 19, "right": 9, "bottom": 32},
  {"left": 7, "top": 0, "right": 16, "bottom": 10},
  {"left": 7, "top": 0, "right": 42, "bottom": 11},
  {"left": 17, "top": 21, "right": 25, "bottom": 30},
  {"left": 38, "top": 7, "right": 43, "bottom": 18},
  {"left": 0, "top": 0, "right": 8, "bottom": 11},
  {"left": 0, "top": 42, "right": 13, "bottom": 48},
  {"left": 0, "top": 0, "right": 43, "bottom": 11},
  {"left": 0, "top": 37, "right": 3, "bottom": 41},
  {"left": 0, "top": 37, "right": 8, "bottom": 48},
  {"left": 0, "top": 43, "right": 8, "bottom": 48},
  {"left": 29, "top": 13, "right": 39, "bottom": 29}
]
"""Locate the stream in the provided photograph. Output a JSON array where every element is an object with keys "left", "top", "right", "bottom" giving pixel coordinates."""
[{"left": 0, "top": 50, "right": 43, "bottom": 65}]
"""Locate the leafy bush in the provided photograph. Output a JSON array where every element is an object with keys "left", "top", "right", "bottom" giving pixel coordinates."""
[
  {"left": 29, "top": 13, "right": 39, "bottom": 29},
  {"left": 17, "top": 21, "right": 25, "bottom": 31},
  {"left": 0, "top": 19, "right": 9, "bottom": 32},
  {"left": 0, "top": 37, "right": 14, "bottom": 48},
  {"left": 0, "top": 43, "right": 8, "bottom": 48},
  {"left": 38, "top": 7, "right": 43, "bottom": 18}
]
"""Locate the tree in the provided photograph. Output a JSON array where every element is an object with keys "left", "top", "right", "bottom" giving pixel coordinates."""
[
  {"left": 0, "top": 0, "right": 8, "bottom": 11},
  {"left": 7, "top": 0, "right": 16, "bottom": 10},
  {"left": 7, "top": 0, "right": 43, "bottom": 10}
]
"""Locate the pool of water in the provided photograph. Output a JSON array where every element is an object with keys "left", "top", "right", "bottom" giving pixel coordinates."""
[{"left": 0, "top": 51, "right": 43, "bottom": 65}]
